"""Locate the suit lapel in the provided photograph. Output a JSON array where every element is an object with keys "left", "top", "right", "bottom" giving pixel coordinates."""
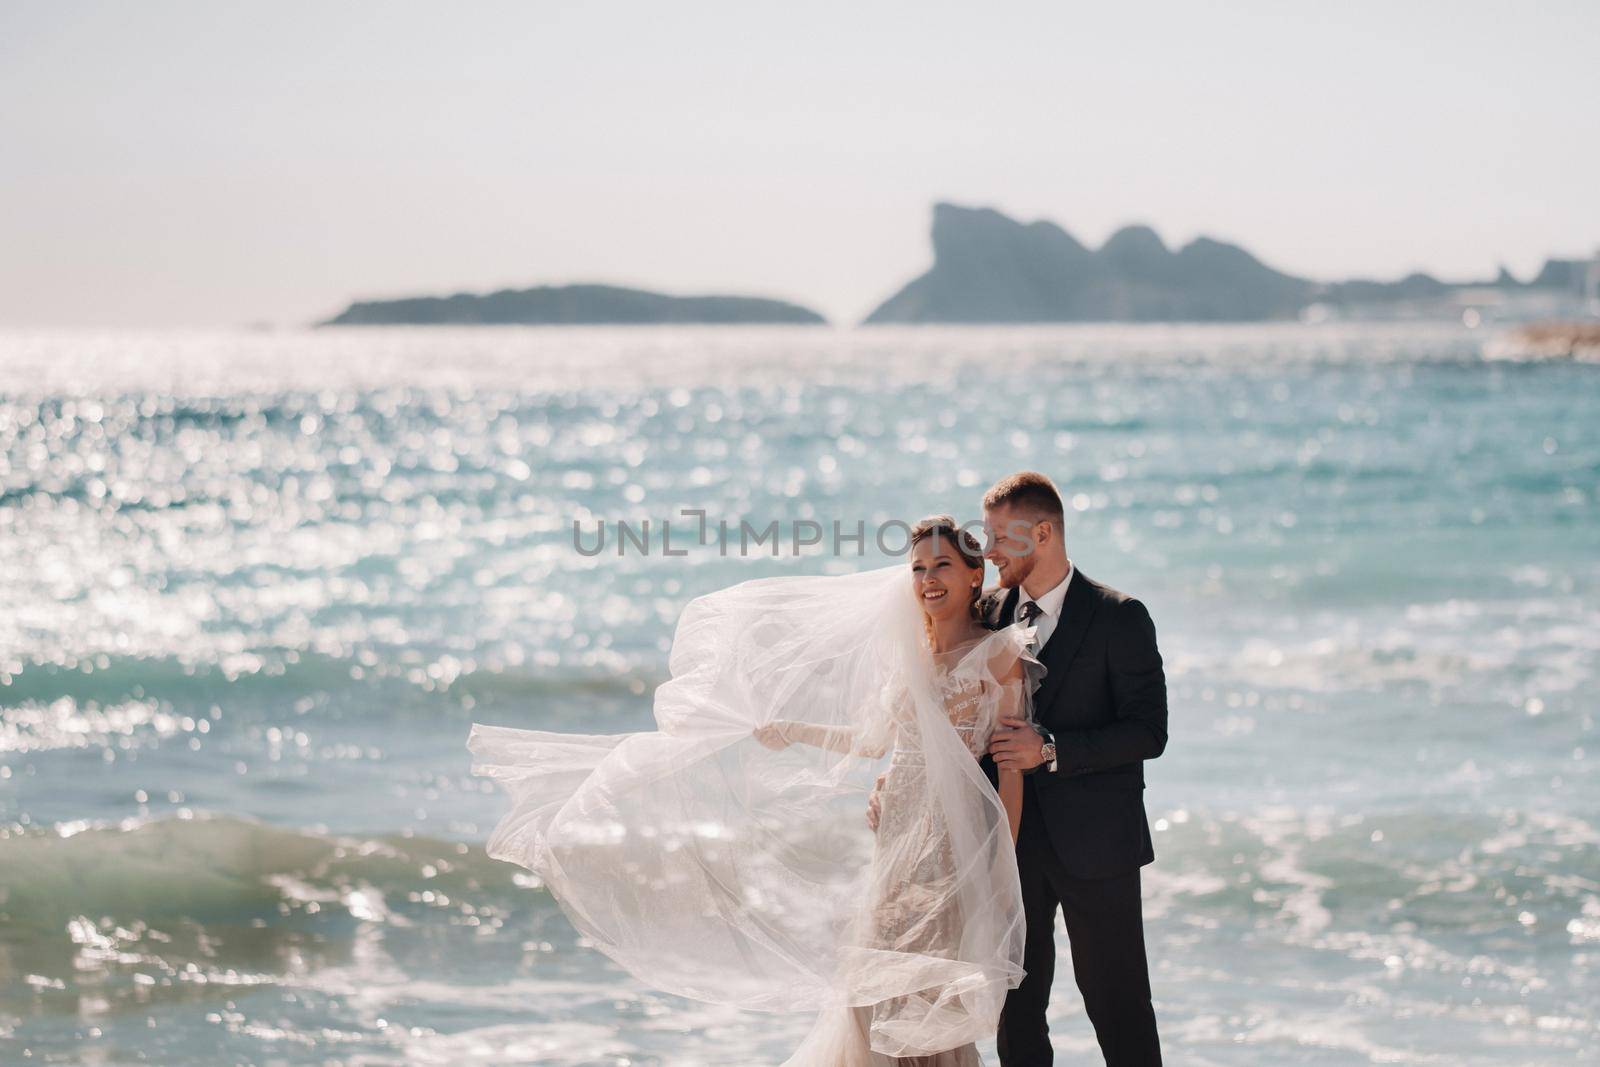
[
  {"left": 1030, "top": 571, "right": 1097, "bottom": 718},
  {"left": 985, "top": 586, "right": 1019, "bottom": 630}
]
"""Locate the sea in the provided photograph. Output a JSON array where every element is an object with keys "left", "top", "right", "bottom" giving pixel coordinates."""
[{"left": 0, "top": 324, "right": 1594, "bottom": 1065}]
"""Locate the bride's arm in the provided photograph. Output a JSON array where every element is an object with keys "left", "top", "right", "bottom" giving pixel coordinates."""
[
  {"left": 753, "top": 721, "right": 853, "bottom": 754},
  {"left": 992, "top": 660, "right": 1027, "bottom": 844},
  {"left": 755, "top": 682, "right": 902, "bottom": 759},
  {"left": 753, "top": 721, "right": 890, "bottom": 758}
]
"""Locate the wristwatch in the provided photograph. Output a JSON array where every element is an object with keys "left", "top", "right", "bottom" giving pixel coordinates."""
[{"left": 1038, "top": 740, "right": 1058, "bottom": 773}]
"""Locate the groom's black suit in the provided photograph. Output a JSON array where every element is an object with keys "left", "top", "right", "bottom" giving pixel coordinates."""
[{"left": 979, "top": 570, "right": 1166, "bottom": 1066}]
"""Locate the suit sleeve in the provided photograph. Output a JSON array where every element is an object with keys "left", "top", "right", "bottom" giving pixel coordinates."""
[{"left": 1055, "top": 598, "right": 1169, "bottom": 774}]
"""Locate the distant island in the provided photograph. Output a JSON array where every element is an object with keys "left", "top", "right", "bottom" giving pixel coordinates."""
[
  {"left": 316, "top": 206, "right": 1594, "bottom": 327},
  {"left": 321, "top": 283, "right": 826, "bottom": 326},
  {"left": 865, "top": 203, "right": 1595, "bottom": 324}
]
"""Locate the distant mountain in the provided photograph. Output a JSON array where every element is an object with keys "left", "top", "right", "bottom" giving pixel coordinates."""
[
  {"left": 866, "top": 203, "right": 1592, "bottom": 324},
  {"left": 321, "top": 283, "right": 826, "bottom": 326},
  {"left": 865, "top": 204, "right": 1312, "bottom": 323}
]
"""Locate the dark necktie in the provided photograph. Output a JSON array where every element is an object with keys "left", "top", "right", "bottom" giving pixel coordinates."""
[{"left": 1017, "top": 600, "right": 1042, "bottom": 625}]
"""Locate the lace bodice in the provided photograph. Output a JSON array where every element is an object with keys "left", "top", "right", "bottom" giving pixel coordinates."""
[
  {"left": 881, "top": 637, "right": 1026, "bottom": 766},
  {"left": 901, "top": 667, "right": 990, "bottom": 757}
]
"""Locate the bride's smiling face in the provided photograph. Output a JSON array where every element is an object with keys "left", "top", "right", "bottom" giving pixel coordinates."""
[{"left": 910, "top": 536, "right": 982, "bottom": 623}]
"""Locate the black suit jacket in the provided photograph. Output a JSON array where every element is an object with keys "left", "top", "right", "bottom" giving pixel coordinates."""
[{"left": 980, "top": 571, "right": 1168, "bottom": 880}]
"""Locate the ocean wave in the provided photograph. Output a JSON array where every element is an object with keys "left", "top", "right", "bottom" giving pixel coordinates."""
[
  {"left": 0, "top": 813, "right": 542, "bottom": 934},
  {"left": 1, "top": 653, "right": 657, "bottom": 720},
  {"left": 1145, "top": 806, "right": 1600, "bottom": 973}
]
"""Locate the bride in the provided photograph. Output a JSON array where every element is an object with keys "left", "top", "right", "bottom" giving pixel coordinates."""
[{"left": 468, "top": 516, "right": 1040, "bottom": 1064}]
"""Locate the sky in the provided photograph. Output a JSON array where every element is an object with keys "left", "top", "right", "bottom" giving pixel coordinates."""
[{"left": 2, "top": 1, "right": 1597, "bottom": 328}]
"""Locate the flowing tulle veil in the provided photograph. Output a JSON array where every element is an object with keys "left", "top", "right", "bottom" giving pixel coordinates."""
[{"left": 468, "top": 564, "right": 1026, "bottom": 1058}]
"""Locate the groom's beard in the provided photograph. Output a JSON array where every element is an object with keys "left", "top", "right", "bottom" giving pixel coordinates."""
[{"left": 993, "top": 553, "right": 1033, "bottom": 589}]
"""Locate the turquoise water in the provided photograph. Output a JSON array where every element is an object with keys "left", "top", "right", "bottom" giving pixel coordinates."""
[{"left": 0, "top": 324, "right": 1595, "bottom": 1064}]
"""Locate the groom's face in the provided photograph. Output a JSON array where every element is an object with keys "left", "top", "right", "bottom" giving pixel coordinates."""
[{"left": 982, "top": 505, "right": 1038, "bottom": 589}]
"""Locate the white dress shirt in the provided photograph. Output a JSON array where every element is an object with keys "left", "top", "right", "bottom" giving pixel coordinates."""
[{"left": 1015, "top": 562, "right": 1074, "bottom": 651}]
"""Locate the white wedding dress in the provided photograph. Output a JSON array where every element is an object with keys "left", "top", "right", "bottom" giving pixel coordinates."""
[{"left": 468, "top": 565, "right": 1039, "bottom": 1064}]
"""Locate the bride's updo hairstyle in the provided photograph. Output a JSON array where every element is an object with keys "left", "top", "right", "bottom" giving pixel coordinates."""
[{"left": 909, "top": 514, "right": 986, "bottom": 631}]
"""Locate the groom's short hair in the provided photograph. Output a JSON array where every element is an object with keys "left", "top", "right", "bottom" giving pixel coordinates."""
[{"left": 983, "top": 471, "right": 1065, "bottom": 523}]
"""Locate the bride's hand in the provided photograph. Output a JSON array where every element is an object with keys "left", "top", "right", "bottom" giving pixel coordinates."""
[
  {"left": 866, "top": 772, "right": 887, "bottom": 831},
  {"left": 753, "top": 722, "right": 792, "bottom": 750}
]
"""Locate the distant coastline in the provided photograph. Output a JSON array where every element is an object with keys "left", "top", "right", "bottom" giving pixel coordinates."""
[
  {"left": 315, "top": 205, "right": 1598, "bottom": 328},
  {"left": 320, "top": 283, "right": 827, "bottom": 327},
  {"left": 865, "top": 204, "right": 1598, "bottom": 325}
]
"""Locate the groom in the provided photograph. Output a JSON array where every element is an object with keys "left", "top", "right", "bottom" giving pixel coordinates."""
[{"left": 979, "top": 471, "right": 1167, "bottom": 1066}]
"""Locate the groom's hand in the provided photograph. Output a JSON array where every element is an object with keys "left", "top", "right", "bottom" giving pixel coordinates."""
[{"left": 989, "top": 716, "right": 1047, "bottom": 771}]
